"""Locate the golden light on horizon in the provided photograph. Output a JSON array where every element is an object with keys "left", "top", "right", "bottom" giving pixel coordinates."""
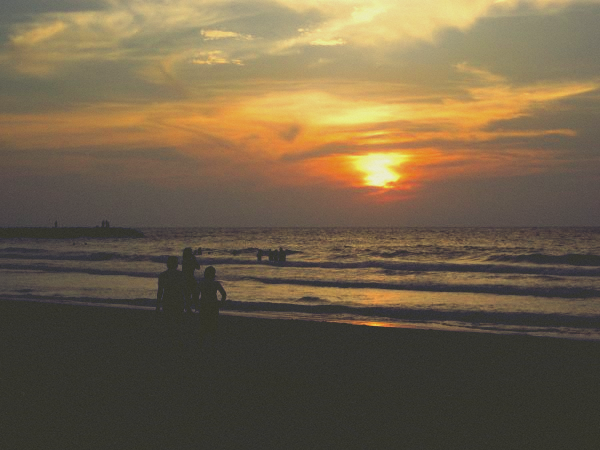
[{"left": 351, "top": 153, "right": 408, "bottom": 188}]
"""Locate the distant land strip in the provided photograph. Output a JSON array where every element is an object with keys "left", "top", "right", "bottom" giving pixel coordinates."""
[{"left": 0, "top": 227, "right": 145, "bottom": 239}]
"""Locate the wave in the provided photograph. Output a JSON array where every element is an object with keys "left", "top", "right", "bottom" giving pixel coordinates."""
[
  {"left": 195, "top": 257, "right": 600, "bottom": 277},
  {"left": 6, "top": 294, "right": 599, "bottom": 331},
  {"left": 378, "top": 250, "right": 414, "bottom": 258},
  {"left": 4, "top": 294, "right": 156, "bottom": 308},
  {"left": 2, "top": 245, "right": 600, "bottom": 276},
  {"left": 0, "top": 263, "right": 158, "bottom": 279},
  {"left": 221, "top": 300, "right": 600, "bottom": 330},
  {"left": 295, "top": 296, "right": 328, "bottom": 303},
  {"left": 243, "top": 276, "right": 600, "bottom": 299},
  {"left": 0, "top": 247, "right": 46, "bottom": 254},
  {"left": 488, "top": 253, "right": 600, "bottom": 266},
  {"left": 0, "top": 249, "right": 148, "bottom": 263},
  {"left": 0, "top": 263, "right": 600, "bottom": 298}
]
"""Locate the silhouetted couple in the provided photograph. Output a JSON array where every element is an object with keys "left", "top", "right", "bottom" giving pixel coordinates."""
[{"left": 156, "top": 254, "right": 226, "bottom": 340}]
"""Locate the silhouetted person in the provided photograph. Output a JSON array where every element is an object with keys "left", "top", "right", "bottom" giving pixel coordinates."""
[
  {"left": 257, "top": 249, "right": 263, "bottom": 262},
  {"left": 156, "top": 256, "right": 187, "bottom": 350},
  {"left": 197, "top": 266, "right": 226, "bottom": 334},
  {"left": 278, "top": 247, "right": 286, "bottom": 262},
  {"left": 156, "top": 256, "right": 186, "bottom": 316},
  {"left": 268, "top": 249, "right": 274, "bottom": 262},
  {"left": 182, "top": 247, "right": 200, "bottom": 312}
]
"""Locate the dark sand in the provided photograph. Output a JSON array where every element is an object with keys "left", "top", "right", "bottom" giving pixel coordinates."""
[{"left": 1, "top": 300, "right": 599, "bottom": 449}]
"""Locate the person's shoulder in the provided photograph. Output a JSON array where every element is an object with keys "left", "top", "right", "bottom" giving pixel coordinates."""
[
  {"left": 200, "top": 278, "right": 217, "bottom": 287},
  {"left": 161, "top": 268, "right": 183, "bottom": 278}
]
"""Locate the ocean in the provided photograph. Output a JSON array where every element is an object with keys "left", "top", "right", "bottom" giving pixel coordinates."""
[{"left": 1, "top": 227, "right": 599, "bottom": 340}]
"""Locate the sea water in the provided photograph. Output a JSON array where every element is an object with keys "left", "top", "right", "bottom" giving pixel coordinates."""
[{"left": 1, "top": 227, "right": 599, "bottom": 340}]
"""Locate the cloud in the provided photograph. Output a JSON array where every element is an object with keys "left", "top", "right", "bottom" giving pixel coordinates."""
[
  {"left": 1, "top": 62, "right": 595, "bottom": 157},
  {"left": 201, "top": 29, "right": 254, "bottom": 40},
  {"left": 191, "top": 51, "right": 243, "bottom": 65},
  {"left": 260, "top": 64, "right": 598, "bottom": 193},
  {"left": 1, "top": 0, "right": 599, "bottom": 225},
  {"left": 278, "top": 124, "right": 302, "bottom": 142},
  {"left": 310, "top": 38, "right": 346, "bottom": 46},
  {"left": 271, "top": 0, "right": 600, "bottom": 53},
  {"left": 9, "top": 21, "right": 66, "bottom": 46},
  {"left": 2, "top": 1, "right": 242, "bottom": 75},
  {"left": 5, "top": 0, "right": 599, "bottom": 79}
]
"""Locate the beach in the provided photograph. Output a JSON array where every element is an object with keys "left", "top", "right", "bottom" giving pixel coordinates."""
[
  {"left": 2, "top": 227, "right": 599, "bottom": 339},
  {"left": 1, "top": 299, "right": 599, "bottom": 449}
]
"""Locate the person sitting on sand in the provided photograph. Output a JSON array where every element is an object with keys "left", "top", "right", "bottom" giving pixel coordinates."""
[
  {"left": 182, "top": 247, "right": 200, "bottom": 313},
  {"left": 197, "top": 266, "right": 227, "bottom": 333}
]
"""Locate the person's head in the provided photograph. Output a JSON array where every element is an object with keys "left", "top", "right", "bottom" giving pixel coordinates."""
[
  {"left": 204, "top": 266, "right": 216, "bottom": 280},
  {"left": 166, "top": 256, "right": 178, "bottom": 270},
  {"left": 183, "top": 247, "right": 193, "bottom": 259}
]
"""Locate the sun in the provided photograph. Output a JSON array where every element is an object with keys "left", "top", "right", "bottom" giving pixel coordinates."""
[{"left": 351, "top": 153, "right": 407, "bottom": 188}]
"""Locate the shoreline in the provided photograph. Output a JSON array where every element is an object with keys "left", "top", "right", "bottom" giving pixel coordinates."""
[
  {"left": 2, "top": 298, "right": 599, "bottom": 448},
  {"left": 4, "top": 296, "right": 600, "bottom": 342}
]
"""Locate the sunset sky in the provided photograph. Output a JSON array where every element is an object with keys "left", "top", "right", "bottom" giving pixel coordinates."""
[{"left": 1, "top": 0, "right": 599, "bottom": 226}]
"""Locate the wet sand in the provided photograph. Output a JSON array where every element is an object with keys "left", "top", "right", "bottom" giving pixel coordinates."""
[{"left": 1, "top": 299, "right": 599, "bottom": 449}]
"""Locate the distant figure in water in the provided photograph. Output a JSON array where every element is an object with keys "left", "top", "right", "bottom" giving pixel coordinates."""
[
  {"left": 182, "top": 247, "right": 200, "bottom": 313},
  {"left": 197, "top": 266, "right": 227, "bottom": 334},
  {"left": 257, "top": 249, "right": 263, "bottom": 262},
  {"left": 156, "top": 256, "right": 186, "bottom": 317}
]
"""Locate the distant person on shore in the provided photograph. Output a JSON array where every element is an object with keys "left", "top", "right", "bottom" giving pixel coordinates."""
[
  {"left": 278, "top": 247, "right": 286, "bottom": 262},
  {"left": 197, "top": 266, "right": 227, "bottom": 334},
  {"left": 182, "top": 247, "right": 200, "bottom": 313},
  {"left": 257, "top": 249, "right": 263, "bottom": 262},
  {"left": 156, "top": 256, "right": 186, "bottom": 317}
]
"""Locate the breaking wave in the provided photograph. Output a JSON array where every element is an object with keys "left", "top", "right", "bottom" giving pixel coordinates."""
[{"left": 488, "top": 253, "right": 600, "bottom": 266}]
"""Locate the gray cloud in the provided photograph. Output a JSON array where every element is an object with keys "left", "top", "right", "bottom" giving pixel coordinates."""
[
  {"left": 388, "top": 3, "right": 600, "bottom": 85},
  {"left": 278, "top": 124, "right": 302, "bottom": 142},
  {"left": 1, "top": 0, "right": 105, "bottom": 16}
]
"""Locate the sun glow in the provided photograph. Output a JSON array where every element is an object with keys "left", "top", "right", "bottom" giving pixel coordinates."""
[{"left": 351, "top": 153, "right": 407, "bottom": 188}]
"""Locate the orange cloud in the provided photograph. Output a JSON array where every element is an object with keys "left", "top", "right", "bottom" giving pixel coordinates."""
[{"left": 0, "top": 63, "right": 596, "bottom": 197}]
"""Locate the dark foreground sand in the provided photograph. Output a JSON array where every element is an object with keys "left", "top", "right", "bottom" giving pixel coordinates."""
[{"left": 1, "top": 300, "right": 599, "bottom": 449}]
